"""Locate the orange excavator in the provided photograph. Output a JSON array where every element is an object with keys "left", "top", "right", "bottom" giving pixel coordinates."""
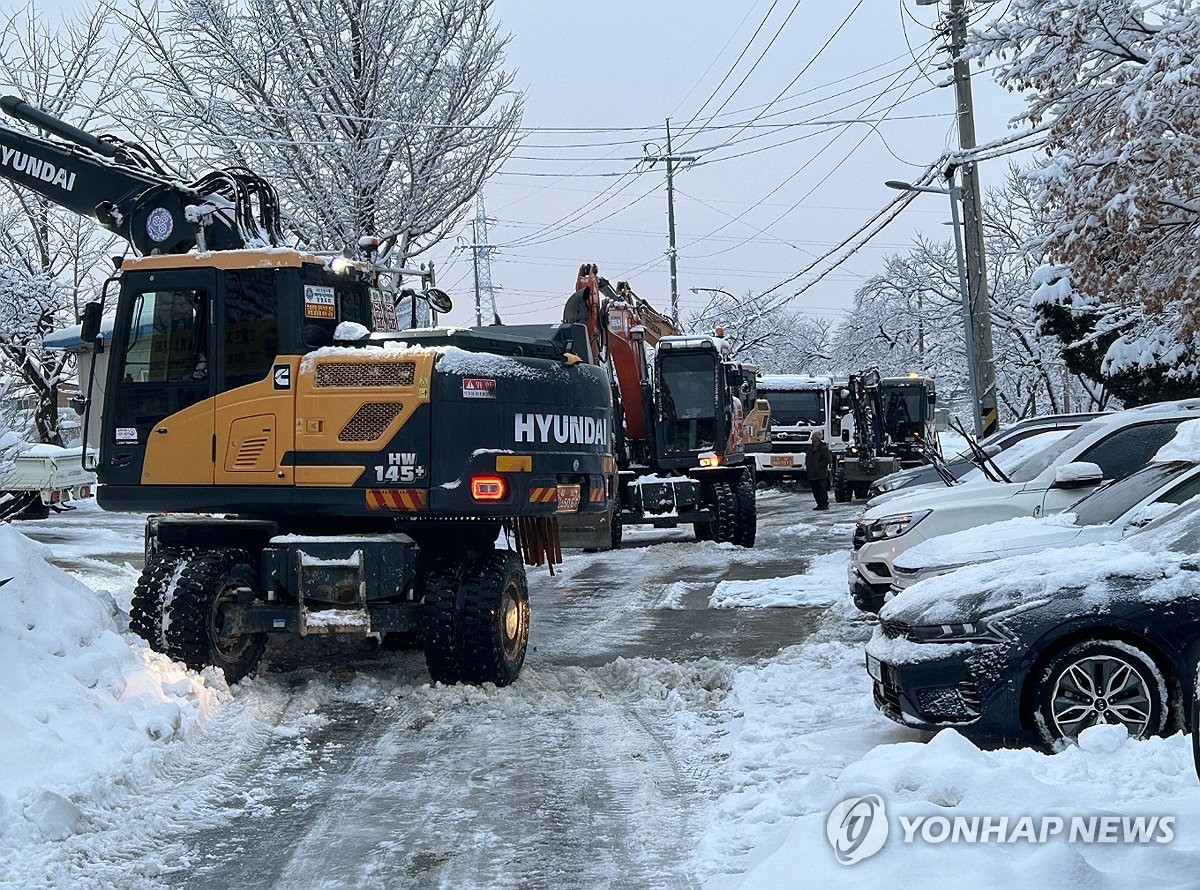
[{"left": 560, "top": 264, "right": 760, "bottom": 548}]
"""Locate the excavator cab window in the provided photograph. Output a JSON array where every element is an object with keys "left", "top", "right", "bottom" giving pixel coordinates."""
[
  {"left": 657, "top": 351, "right": 719, "bottom": 454},
  {"left": 223, "top": 269, "right": 279, "bottom": 389},
  {"left": 122, "top": 287, "right": 210, "bottom": 385}
]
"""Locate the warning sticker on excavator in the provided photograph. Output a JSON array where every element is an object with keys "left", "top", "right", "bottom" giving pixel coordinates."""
[
  {"left": 462, "top": 378, "right": 496, "bottom": 399},
  {"left": 304, "top": 285, "right": 336, "bottom": 319}
]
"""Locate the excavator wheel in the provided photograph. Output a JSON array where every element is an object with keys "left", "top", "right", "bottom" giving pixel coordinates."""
[
  {"left": 833, "top": 467, "right": 851, "bottom": 503},
  {"left": 161, "top": 548, "right": 266, "bottom": 683},
  {"left": 733, "top": 471, "right": 757, "bottom": 548},
  {"left": 130, "top": 547, "right": 194, "bottom": 650},
  {"left": 710, "top": 481, "right": 739, "bottom": 544},
  {"left": 609, "top": 508, "right": 624, "bottom": 550},
  {"left": 422, "top": 549, "right": 529, "bottom": 686}
]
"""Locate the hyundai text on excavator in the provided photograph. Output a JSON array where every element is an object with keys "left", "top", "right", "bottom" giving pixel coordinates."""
[
  {"left": 559, "top": 265, "right": 764, "bottom": 549},
  {"left": 2, "top": 95, "right": 617, "bottom": 686}
]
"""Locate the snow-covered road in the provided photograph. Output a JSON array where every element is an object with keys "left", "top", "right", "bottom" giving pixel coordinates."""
[
  {"left": 8, "top": 489, "right": 1200, "bottom": 889},
  {"left": 6, "top": 489, "right": 861, "bottom": 888}
]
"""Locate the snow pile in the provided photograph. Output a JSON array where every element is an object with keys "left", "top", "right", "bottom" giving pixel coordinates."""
[
  {"left": 693, "top": 631, "right": 913, "bottom": 884},
  {"left": 0, "top": 526, "right": 227, "bottom": 845},
  {"left": 1154, "top": 418, "right": 1200, "bottom": 463},
  {"left": 734, "top": 726, "right": 1200, "bottom": 889},
  {"left": 709, "top": 552, "right": 849, "bottom": 609}
]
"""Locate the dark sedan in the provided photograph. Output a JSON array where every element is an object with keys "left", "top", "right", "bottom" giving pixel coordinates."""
[{"left": 866, "top": 499, "right": 1200, "bottom": 747}]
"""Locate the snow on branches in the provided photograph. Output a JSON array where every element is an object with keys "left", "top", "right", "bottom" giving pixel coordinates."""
[
  {"left": 973, "top": 0, "right": 1200, "bottom": 379},
  {"left": 119, "top": 0, "right": 522, "bottom": 262}
]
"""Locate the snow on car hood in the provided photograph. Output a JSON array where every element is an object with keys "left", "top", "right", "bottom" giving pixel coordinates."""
[
  {"left": 892, "top": 513, "right": 1087, "bottom": 572},
  {"left": 860, "top": 477, "right": 1026, "bottom": 520},
  {"left": 879, "top": 540, "right": 1186, "bottom": 627}
]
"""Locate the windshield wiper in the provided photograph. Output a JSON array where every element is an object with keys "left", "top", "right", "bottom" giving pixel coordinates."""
[{"left": 952, "top": 418, "right": 1012, "bottom": 484}]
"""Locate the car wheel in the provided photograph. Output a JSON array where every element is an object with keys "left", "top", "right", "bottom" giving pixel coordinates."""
[{"left": 1033, "top": 639, "right": 1167, "bottom": 746}]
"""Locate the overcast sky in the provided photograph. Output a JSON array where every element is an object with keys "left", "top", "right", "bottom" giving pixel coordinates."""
[{"left": 433, "top": 0, "right": 1029, "bottom": 330}]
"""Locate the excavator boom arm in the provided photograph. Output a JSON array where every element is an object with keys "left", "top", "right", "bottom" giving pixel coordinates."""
[{"left": 0, "top": 95, "right": 281, "bottom": 255}]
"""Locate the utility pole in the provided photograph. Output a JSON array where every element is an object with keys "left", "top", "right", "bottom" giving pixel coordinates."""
[
  {"left": 947, "top": 0, "right": 999, "bottom": 437},
  {"left": 644, "top": 120, "right": 697, "bottom": 326}
]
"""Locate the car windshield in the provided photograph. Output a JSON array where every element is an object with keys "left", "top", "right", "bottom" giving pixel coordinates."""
[
  {"left": 764, "top": 389, "right": 825, "bottom": 426},
  {"left": 1070, "top": 461, "right": 1192, "bottom": 526},
  {"left": 1005, "top": 422, "right": 1102, "bottom": 483},
  {"left": 957, "top": 428, "right": 1074, "bottom": 484},
  {"left": 1132, "top": 494, "right": 1200, "bottom": 554}
]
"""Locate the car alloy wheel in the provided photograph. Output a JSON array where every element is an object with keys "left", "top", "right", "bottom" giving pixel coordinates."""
[{"left": 1035, "top": 639, "right": 1166, "bottom": 746}]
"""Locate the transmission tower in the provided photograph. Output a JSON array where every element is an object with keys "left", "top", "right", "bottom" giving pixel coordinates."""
[{"left": 471, "top": 197, "right": 499, "bottom": 325}]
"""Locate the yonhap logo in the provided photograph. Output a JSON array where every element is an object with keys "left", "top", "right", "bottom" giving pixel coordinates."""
[{"left": 826, "top": 795, "right": 889, "bottom": 865}]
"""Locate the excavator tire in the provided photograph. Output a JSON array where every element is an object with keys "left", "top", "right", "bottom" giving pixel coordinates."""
[
  {"left": 130, "top": 547, "right": 194, "bottom": 650},
  {"left": 610, "top": 508, "right": 624, "bottom": 550},
  {"left": 162, "top": 549, "right": 265, "bottom": 683},
  {"left": 833, "top": 467, "right": 851, "bottom": 503},
  {"left": 422, "top": 549, "right": 529, "bottom": 686},
  {"left": 733, "top": 471, "right": 757, "bottom": 548},
  {"left": 710, "top": 481, "right": 739, "bottom": 544}
]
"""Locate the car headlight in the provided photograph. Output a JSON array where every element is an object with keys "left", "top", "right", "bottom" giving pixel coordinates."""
[
  {"left": 907, "top": 619, "right": 1011, "bottom": 644},
  {"left": 873, "top": 477, "right": 904, "bottom": 494},
  {"left": 862, "top": 509, "right": 930, "bottom": 542}
]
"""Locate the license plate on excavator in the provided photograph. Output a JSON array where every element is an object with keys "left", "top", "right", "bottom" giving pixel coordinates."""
[{"left": 556, "top": 484, "right": 581, "bottom": 513}]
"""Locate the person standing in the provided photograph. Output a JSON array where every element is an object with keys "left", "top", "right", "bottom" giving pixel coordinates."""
[{"left": 806, "top": 430, "right": 833, "bottom": 511}]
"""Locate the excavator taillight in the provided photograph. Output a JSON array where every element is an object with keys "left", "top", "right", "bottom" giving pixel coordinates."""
[{"left": 470, "top": 476, "right": 508, "bottom": 501}]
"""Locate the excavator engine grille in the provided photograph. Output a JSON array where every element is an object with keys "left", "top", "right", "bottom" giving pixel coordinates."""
[
  {"left": 339, "top": 403, "right": 404, "bottom": 442},
  {"left": 315, "top": 361, "right": 415, "bottom": 388}
]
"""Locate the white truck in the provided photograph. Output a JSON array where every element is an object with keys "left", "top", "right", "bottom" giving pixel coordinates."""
[
  {"left": 751, "top": 375, "right": 849, "bottom": 482},
  {"left": 0, "top": 442, "right": 95, "bottom": 520}
]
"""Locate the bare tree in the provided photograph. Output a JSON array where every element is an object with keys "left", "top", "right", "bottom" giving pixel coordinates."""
[
  {"left": 119, "top": 0, "right": 522, "bottom": 261},
  {"left": 0, "top": 5, "right": 130, "bottom": 443},
  {"left": 686, "top": 288, "right": 830, "bottom": 372}
]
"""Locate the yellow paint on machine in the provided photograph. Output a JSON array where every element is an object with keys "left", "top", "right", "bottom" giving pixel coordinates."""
[
  {"left": 496, "top": 454, "right": 532, "bottom": 472},
  {"left": 140, "top": 397, "right": 215, "bottom": 484},
  {"left": 295, "top": 466, "right": 363, "bottom": 486},
  {"left": 141, "top": 348, "right": 439, "bottom": 488}
]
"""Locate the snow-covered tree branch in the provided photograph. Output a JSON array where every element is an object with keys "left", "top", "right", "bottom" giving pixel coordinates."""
[{"left": 118, "top": 0, "right": 522, "bottom": 262}]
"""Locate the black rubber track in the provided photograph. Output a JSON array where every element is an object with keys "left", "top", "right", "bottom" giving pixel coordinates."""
[{"left": 833, "top": 467, "right": 851, "bottom": 503}]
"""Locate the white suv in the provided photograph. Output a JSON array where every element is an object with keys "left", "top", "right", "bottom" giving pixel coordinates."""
[{"left": 849, "top": 399, "right": 1200, "bottom": 612}]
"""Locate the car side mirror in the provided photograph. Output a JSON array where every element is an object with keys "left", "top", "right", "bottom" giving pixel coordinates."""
[
  {"left": 983, "top": 444, "right": 1001, "bottom": 457},
  {"left": 80, "top": 301, "right": 102, "bottom": 343},
  {"left": 1052, "top": 461, "right": 1105, "bottom": 489}
]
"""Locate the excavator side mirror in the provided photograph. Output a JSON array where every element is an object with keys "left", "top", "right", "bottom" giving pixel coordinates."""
[
  {"left": 423, "top": 287, "right": 453, "bottom": 313},
  {"left": 80, "top": 301, "right": 102, "bottom": 343}
]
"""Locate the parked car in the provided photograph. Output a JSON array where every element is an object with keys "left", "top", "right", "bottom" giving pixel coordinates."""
[
  {"left": 866, "top": 498, "right": 1200, "bottom": 746},
  {"left": 888, "top": 458, "right": 1200, "bottom": 594},
  {"left": 867, "top": 413, "right": 1104, "bottom": 499},
  {"left": 850, "top": 399, "right": 1200, "bottom": 613}
]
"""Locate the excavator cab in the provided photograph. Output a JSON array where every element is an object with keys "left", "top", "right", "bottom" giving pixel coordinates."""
[
  {"left": 653, "top": 337, "right": 736, "bottom": 468},
  {"left": 92, "top": 254, "right": 435, "bottom": 505}
]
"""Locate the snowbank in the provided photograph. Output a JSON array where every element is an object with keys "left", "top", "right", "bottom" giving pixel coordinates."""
[
  {"left": 734, "top": 726, "right": 1200, "bottom": 889},
  {"left": 0, "top": 526, "right": 227, "bottom": 845}
]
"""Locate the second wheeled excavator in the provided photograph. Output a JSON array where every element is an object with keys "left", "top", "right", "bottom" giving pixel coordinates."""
[{"left": 559, "top": 264, "right": 763, "bottom": 549}]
